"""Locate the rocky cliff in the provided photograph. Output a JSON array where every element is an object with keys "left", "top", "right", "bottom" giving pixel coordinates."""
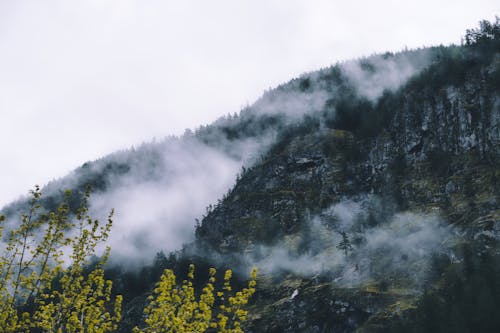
[{"left": 192, "top": 24, "right": 499, "bottom": 333}]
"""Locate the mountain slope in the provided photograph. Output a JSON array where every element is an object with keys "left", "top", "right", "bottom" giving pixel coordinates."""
[
  {"left": 191, "top": 22, "right": 499, "bottom": 332},
  {"left": 2, "top": 19, "right": 499, "bottom": 333}
]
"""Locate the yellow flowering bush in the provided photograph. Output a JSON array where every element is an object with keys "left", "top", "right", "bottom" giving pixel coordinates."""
[
  {"left": 0, "top": 186, "right": 257, "bottom": 332},
  {"left": 134, "top": 265, "right": 258, "bottom": 333},
  {"left": 0, "top": 186, "right": 122, "bottom": 333}
]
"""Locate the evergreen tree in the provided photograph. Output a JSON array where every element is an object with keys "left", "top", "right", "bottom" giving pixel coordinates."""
[{"left": 337, "top": 231, "right": 353, "bottom": 256}]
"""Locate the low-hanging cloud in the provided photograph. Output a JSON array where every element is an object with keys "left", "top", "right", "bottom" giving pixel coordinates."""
[
  {"left": 246, "top": 196, "right": 455, "bottom": 290},
  {"left": 252, "top": 88, "right": 331, "bottom": 120},
  {"left": 340, "top": 50, "right": 432, "bottom": 101},
  {"left": 87, "top": 138, "right": 238, "bottom": 264},
  {"left": 69, "top": 50, "right": 435, "bottom": 265},
  {"left": 246, "top": 48, "right": 433, "bottom": 129},
  {"left": 81, "top": 125, "right": 282, "bottom": 265},
  {"left": 0, "top": 132, "right": 277, "bottom": 267}
]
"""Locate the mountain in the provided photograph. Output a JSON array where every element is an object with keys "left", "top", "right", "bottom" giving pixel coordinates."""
[
  {"left": 190, "top": 20, "right": 499, "bottom": 333},
  {"left": 2, "top": 19, "right": 499, "bottom": 332}
]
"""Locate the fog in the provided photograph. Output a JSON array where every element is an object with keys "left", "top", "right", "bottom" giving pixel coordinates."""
[
  {"left": 247, "top": 196, "right": 456, "bottom": 290},
  {"left": 341, "top": 50, "right": 432, "bottom": 101},
  {"left": 79, "top": 124, "right": 282, "bottom": 264},
  {"left": 93, "top": 50, "right": 435, "bottom": 265},
  {"left": 253, "top": 89, "right": 331, "bottom": 119}
]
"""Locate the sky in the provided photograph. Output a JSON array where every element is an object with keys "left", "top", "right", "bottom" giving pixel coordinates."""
[{"left": 0, "top": 0, "right": 498, "bottom": 207}]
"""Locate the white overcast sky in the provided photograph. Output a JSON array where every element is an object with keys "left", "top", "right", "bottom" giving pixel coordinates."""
[{"left": 0, "top": 0, "right": 498, "bottom": 206}]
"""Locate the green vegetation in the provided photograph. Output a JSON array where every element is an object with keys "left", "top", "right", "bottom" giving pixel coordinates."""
[
  {"left": 0, "top": 186, "right": 121, "bottom": 332},
  {"left": 0, "top": 188, "right": 257, "bottom": 332}
]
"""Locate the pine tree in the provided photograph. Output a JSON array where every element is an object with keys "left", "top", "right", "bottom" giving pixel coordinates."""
[{"left": 337, "top": 231, "right": 353, "bottom": 256}]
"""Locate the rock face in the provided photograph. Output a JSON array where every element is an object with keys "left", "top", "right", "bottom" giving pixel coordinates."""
[
  {"left": 197, "top": 67, "right": 499, "bottom": 254},
  {"left": 194, "top": 36, "right": 499, "bottom": 332}
]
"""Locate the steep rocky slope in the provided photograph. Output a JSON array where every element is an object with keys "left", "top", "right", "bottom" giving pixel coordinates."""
[{"left": 192, "top": 25, "right": 499, "bottom": 332}]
